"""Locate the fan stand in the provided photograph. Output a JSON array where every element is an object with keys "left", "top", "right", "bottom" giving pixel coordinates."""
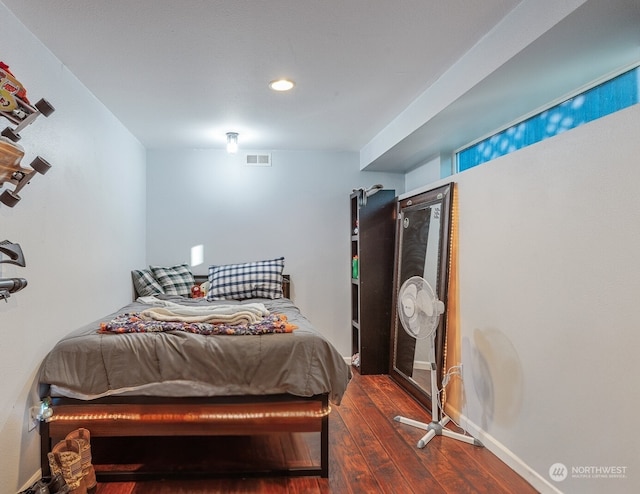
[{"left": 394, "top": 340, "right": 483, "bottom": 449}]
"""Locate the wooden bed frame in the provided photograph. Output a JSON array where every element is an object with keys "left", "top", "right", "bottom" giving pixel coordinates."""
[
  {"left": 40, "top": 393, "right": 329, "bottom": 480},
  {"left": 40, "top": 273, "right": 331, "bottom": 480}
]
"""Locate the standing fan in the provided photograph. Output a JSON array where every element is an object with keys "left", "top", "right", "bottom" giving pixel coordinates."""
[{"left": 394, "top": 276, "right": 482, "bottom": 448}]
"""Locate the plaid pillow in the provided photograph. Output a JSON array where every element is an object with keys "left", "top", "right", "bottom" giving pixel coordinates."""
[
  {"left": 131, "top": 269, "right": 164, "bottom": 296},
  {"left": 207, "top": 257, "right": 284, "bottom": 300},
  {"left": 149, "top": 263, "right": 195, "bottom": 296}
]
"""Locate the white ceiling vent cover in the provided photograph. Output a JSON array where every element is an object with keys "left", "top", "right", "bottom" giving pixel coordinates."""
[{"left": 245, "top": 153, "right": 272, "bottom": 167}]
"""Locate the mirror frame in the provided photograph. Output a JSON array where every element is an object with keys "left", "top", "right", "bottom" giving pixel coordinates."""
[{"left": 388, "top": 183, "right": 453, "bottom": 411}]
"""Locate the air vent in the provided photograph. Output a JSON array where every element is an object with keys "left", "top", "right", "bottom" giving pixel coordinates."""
[{"left": 245, "top": 153, "right": 271, "bottom": 167}]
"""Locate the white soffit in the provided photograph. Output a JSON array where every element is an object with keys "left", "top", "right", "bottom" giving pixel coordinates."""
[{"left": 360, "top": 0, "right": 640, "bottom": 172}]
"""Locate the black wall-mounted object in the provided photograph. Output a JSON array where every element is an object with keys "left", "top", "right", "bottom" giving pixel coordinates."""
[
  {"left": 0, "top": 240, "right": 26, "bottom": 266},
  {"left": 0, "top": 240, "right": 27, "bottom": 301},
  {"left": 0, "top": 277, "right": 27, "bottom": 301}
]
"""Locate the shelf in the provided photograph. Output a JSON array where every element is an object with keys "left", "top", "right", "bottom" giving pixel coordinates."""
[{"left": 349, "top": 189, "right": 395, "bottom": 375}]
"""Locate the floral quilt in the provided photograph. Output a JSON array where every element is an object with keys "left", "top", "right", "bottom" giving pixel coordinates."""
[{"left": 99, "top": 312, "right": 297, "bottom": 335}]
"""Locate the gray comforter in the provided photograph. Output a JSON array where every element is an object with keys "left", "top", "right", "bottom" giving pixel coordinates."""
[{"left": 39, "top": 296, "right": 351, "bottom": 404}]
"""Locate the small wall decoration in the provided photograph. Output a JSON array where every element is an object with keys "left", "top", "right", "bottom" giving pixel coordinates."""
[
  {"left": 0, "top": 61, "right": 55, "bottom": 207},
  {"left": 0, "top": 240, "right": 27, "bottom": 301}
]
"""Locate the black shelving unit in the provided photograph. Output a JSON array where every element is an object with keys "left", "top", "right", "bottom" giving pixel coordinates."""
[{"left": 350, "top": 189, "right": 396, "bottom": 375}]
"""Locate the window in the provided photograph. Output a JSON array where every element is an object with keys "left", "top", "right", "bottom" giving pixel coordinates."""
[{"left": 456, "top": 65, "right": 640, "bottom": 172}]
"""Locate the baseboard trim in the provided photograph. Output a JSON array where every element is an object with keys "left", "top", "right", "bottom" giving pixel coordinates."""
[
  {"left": 19, "top": 469, "right": 42, "bottom": 493},
  {"left": 454, "top": 410, "right": 563, "bottom": 494}
]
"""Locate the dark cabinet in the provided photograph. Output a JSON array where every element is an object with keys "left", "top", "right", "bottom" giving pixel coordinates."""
[{"left": 350, "top": 189, "right": 396, "bottom": 374}]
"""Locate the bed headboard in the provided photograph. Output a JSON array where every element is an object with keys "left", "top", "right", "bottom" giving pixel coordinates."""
[{"left": 193, "top": 273, "right": 291, "bottom": 300}]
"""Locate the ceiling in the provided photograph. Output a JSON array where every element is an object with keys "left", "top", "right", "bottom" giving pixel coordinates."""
[
  {"left": 2, "top": 0, "right": 521, "bottom": 151},
  {"left": 3, "top": 0, "right": 639, "bottom": 172}
]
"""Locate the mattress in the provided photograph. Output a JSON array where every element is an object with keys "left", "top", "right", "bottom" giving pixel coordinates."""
[{"left": 40, "top": 295, "right": 350, "bottom": 404}]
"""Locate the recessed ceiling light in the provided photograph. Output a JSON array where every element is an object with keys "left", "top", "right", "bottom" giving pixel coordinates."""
[{"left": 269, "top": 79, "right": 295, "bottom": 92}]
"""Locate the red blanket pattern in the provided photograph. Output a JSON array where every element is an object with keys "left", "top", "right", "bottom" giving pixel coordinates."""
[{"left": 99, "top": 312, "right": 297, "bottom": 335}]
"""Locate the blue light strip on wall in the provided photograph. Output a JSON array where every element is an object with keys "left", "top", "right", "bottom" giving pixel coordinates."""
[{"left": 457, "top": 66, "right": 640, "bottom": 172}]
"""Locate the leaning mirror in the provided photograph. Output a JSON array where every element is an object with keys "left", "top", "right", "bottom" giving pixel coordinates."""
[{"left": 389, "top": 183, "right": 453, "bottom": 410}]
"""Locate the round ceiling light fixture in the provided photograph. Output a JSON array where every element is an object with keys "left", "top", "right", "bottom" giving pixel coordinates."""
[
  {"left": 269, "top": 78, "right": 295, "bottom": 91},
  {"left": 226, "top": 132, "right": 239, "bottom": 154}
]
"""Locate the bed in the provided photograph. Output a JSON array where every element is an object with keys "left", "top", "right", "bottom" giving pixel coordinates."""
[{"left": 38, "top": 261, "right": 350, "bottom": 481}]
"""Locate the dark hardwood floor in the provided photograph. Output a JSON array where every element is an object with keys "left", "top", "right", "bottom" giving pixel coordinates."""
[{"left": 93, "top": 371, "right": 537, "bottom": 493}]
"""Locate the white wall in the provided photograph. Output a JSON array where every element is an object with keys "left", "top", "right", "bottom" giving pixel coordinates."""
[
  {"left": 146, "top": 149, "right": 404, "bottom": 355},
  {"left": 3, "top": 2, "right": 635, "bottom": 492},
  {"left": 0, "top": 4, "right": 147, "bottom": 492},
  {"left": 405, "top": 155, "right": 441, "bottom": 191},
  {"left": 408, "top": 104, "right": 640, "bottom": 494}
]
